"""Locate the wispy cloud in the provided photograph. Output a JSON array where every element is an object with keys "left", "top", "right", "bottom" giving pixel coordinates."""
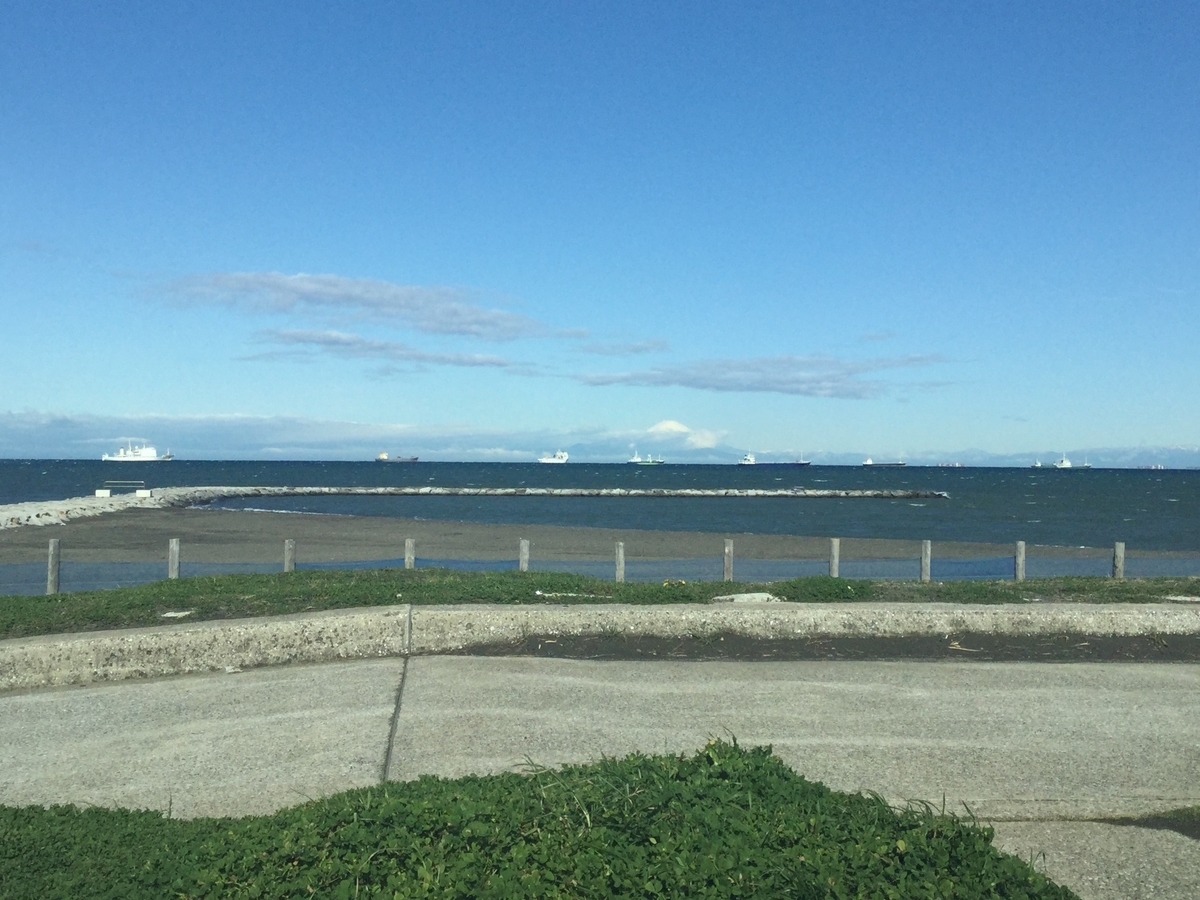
[
  {"left": 579, "top": 339, "right": 668, "bottom": 356},
  {"left": 580, "top": 354, "right": 942, "bottom": 398},
  {"left": 253, "top": 329, "right": 515, "bottom": 369},
  {"left": 166, "top": 272, "right": 547, "bottom": 341}
]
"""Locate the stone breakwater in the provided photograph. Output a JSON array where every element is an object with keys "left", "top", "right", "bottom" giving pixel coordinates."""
[{"left": 1, "top": 485, "right": 949, "bottom": 530}]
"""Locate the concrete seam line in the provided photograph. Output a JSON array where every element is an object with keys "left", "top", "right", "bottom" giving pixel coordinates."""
[{"left": 381, "top": 657, "right": 408, "bottom": 784}]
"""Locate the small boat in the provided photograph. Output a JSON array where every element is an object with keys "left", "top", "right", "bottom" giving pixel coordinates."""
[
  {"left": 863, "top": 458, "right": 905, "bottom": 467},
  {"left": 375, "top": 452, "right": 418, "bottom": 463},
  {"left": 538, "top": 450, "right": 569, "bottom": 464},
  {"left": 1032, "top": 460, "right": 1042, "bottom": 468},
  {"left": 738, "top": 453, "right": 756, "bottom": 465},
  {"left": 102, "top": 442, "right": 173, "bottom": 462}
]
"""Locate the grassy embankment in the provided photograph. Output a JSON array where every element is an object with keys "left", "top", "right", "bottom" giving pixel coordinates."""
[
  {"left": 0, "top": 740, "right": 1078, "bottom": 900},
  {"left": 2, "top": 568, "right": 1197, "bottom": 641}
]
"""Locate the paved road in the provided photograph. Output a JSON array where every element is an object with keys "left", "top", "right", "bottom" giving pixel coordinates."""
[{"left": 3, "top": 658, "right": 1198, "bottom": 899}]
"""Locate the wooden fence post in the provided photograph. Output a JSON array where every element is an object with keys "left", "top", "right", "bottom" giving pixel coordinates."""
[
  {"left": 615, "top": 541, "right": 625, "bottom": 583},
  {"left": 1014, "top": 540, "right": 1026, "bottom": 582},
  {"left": 920, "top": 540, "right": 931, "bottom": 583},
  {"left": 46, "top": 538, "right": 60, "bottom": 595},
  {"left": 829, "top": 538, "right": 840, "bottom": 578},
  {"left": 283, "top": 539, "right": 296, "bottom": 573},
  {"left": 404, "top": 538, "right": 415, "bottom": 570},
  {"left": 1112, "top": 541, "right": 1125, "bottom": 580},
  {"left": 168, "top": 538, "right": 180, "bottom": 579},
  {"left": 519, "top": 539, "right": 529, "bottom": 572},
  {"left": 723, "top": 539, "right": 733, "bottom": 581}
]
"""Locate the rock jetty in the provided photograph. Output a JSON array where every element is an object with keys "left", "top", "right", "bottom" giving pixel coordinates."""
[{"left": 1, "top": 485, "right": 949, "bottom": 530}]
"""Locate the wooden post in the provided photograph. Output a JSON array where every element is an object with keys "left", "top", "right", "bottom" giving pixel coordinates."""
[
  {"left": 46, "top": 538, "right": 60, "bottom": 596},
  {"left": 829, "top": 538, "right": 840, "bottom": 578},
  {"left": 168, "top": 538, "right": 180, "bottom": 579},
  {"left": 1112, "top": 541, "right": 1125, "bottom": 579},
  {"left": 920, "top": 540, "right": 931, "bottom": 583},
  {"left": 519, "top": 538, "right": 529, "bottom": 572},
  {"left": 404, "top": 538, "right": 415, "bottom": 570},
  {"left": 615, "top": 541, "right": 625, "bottom": 583},
  {"left": 723, "top": 539, "right": 733, "bottom": 581},
  {"left": 1014, "top": 541, "right": 1026, "bottom": 582},
  {"left": 283, "top": 539, "right": 296, "bottom": 573}
]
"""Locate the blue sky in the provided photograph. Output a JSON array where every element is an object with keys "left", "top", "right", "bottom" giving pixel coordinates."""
[{"left": 2, "top": 2, "right": 1197, "bottom": 463}]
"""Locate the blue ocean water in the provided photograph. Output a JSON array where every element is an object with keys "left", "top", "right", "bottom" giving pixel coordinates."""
[{"left": 2, "top": 459, "right": 1198, "bottom": 550}]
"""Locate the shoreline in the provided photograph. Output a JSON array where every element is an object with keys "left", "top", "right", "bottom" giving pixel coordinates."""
[{"left": 1, "top": 504, "right": 1192, "bottom": 565}]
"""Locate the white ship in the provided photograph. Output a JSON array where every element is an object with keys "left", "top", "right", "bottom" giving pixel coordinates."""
[
  {"left": 628, "top": 449, "right": 665, "bottom": 465},
  {"left": 1052, "top": 455, "right": 1091, "bottom": 469},
  {"left": 102, "top": 442, "right": 173, "bottom": 461},
  {"left": 538, "top": 450, "right": 569, "bottom": 464},
  {"left": 738, "top": 453, "right": 756, "bottom": 465}
]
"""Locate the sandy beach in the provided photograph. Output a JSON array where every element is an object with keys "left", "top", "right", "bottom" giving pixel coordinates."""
[{"left": 0, "top": 505, "right": 1128, "bottom": 566}]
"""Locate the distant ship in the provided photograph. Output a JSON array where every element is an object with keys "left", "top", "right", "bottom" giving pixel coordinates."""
[
  {"left": 1052, "top": 455, "right": 1091, "bottom": 470},
  {"left": 538, "top": 450, "right": 569, "bottom": 463},
  {"left": 375, "top": 452, "right": 418, "bottom": 463},
  {"left": 863, "top": 457, "right": 906, "bottom": 467},
  {"left": 738, "top": 453, "right": 756, "bottom": 465},
  {"left": 102, "top": 442, "right": 173, "bottom": 462},
  {"left": 627, "top": 449, "right": 665, "bottom": 465}
]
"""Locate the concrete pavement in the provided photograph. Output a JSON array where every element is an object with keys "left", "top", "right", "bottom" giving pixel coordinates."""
[{"left": 2, "top": 655, "right": 1197, "bottom": 899}]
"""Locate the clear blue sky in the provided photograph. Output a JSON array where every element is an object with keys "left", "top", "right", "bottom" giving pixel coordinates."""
[{"left": 2, "top": 2, "right": 1197, "bottom": 462}]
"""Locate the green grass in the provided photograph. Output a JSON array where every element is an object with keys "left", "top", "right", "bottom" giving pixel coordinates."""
[
  {"left": 2, "top": 569, "right": 1196, "bottom": 641},
  {"left": 0, "top": 741, "right": 1078, "bottom": 899}
]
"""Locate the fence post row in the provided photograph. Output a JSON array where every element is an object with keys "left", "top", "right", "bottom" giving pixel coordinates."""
[
  {"left": 1014, "top": 541, "right": 1026, "bottom": 582},
  {"left": 283, "top": 539, "right": 296, "bottom": 573},
  {"left": 920, "top": 540, "right": 932, "bottom": 583},
  {"left": 168, "top": 538, "right": 180, "bottom": 579},
  {"left": 615, "top": 541, "right": 625, "bottom": 584},
  {"left": 829, "top": 538, "right": 840, "bottom": 578},
  {"left": 519, "top": 539, "right": 530, "bottom": 572},
  {"left": 723, "top": 539, "right": 734, "bottom": 582},
  {"left": 404, "top": 538, "right": 415, "bottom": 570},
  {"left": 1112, "top": 541, "right": 1125, "bottom": 580},
  {"left": 46, "top": 538, "right": 60, "bottom": 596}
]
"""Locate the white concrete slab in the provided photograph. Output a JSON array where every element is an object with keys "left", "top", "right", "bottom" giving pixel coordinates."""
[
  {"left": 0, "top": 658, "right": 406, "bottom": 818},
  {"left": 387, "top": 658, "right": 1200, "bottom": 821}
]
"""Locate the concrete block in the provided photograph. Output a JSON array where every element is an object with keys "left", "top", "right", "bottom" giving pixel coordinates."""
[
  {"left": 135, "top": 489, "right": 153, "bottom": 498},
  {"left": 94, "top": 489, "right": 111, "bottom": 498}
]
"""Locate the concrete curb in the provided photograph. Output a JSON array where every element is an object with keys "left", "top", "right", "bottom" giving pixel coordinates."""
[
  {"left": 3, "top": 601, "right": 1200, "bottom": 692},
  {"left": 0, "top": 605, "right": 411, "bottom": 691},
  {"left": 410, "top": 601, "right": 1200, "bottom": 653}
]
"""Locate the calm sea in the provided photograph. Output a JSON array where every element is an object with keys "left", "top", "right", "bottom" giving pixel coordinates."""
[{"left": 2, "top": 460, "right": 1198, "bottom": 551}]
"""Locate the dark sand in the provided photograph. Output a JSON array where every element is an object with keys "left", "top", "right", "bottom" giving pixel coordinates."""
[{"left": 0, "top": 506, "right": 1126, "bottom": 565}]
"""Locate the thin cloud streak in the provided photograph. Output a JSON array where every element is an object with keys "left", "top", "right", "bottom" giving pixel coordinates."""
[
  {"left": 579, "top": 339, "right": 669, "bottom": 356},
  {"left": 262, "top": 329, "right": 514, "bottom": 369},
  {"left": 581, "top": 354, "right": 943, "bottom": 398},
  {"left": 167, "top": 272, "right": 547, "bottom": 341}
]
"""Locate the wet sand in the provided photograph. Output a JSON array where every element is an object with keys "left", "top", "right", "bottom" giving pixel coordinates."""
[{"left": 0, "top": 506, "right": 1127, "bottom": 565}]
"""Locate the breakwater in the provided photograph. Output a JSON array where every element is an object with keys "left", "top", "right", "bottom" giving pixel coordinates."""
[{"left": 1, "top": 485, "right": 949, "bottom": 530}]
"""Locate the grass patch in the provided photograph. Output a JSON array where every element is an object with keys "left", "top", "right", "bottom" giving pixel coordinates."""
[
  {"left": 0, "top": 741, "right": 1077, "bottom": 899},
  {"left": 2, "top": 569, "right": 1196, "bottom": 641}
]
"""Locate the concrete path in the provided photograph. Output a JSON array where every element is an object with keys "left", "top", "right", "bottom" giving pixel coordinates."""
[{"left": 3, "top": 657, "right": 1198, "bottom": 899}]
